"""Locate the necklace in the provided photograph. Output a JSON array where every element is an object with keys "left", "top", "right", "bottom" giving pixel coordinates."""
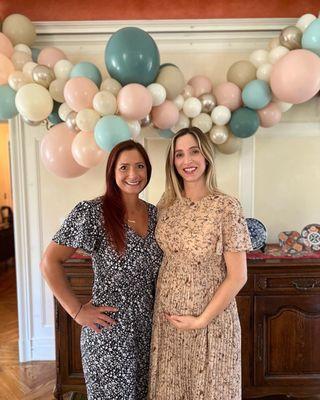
[{"left": 127, "top": 219, "right": 136, "bottom": 224}]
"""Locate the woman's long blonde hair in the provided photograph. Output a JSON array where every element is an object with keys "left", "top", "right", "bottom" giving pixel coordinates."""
[{"left": 159, "top": 127, "right": 220, "bottom": 209}]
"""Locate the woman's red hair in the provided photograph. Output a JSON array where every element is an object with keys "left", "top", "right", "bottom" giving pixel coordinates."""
[{"left": 102, "top": 140, "right": 152, "bottom": 254}]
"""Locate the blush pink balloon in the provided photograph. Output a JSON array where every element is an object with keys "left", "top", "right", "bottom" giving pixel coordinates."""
[
  {"left": 117, "top": 83, "right": 153, "bottom": 120},
  {"left": 38, "top": 47, "right": 67, "bottom": 68},
  {"left": 0, "top": 53, "right": 15, "bottom": 84},
  {"left": 72, "top": 131, "right": 107, "bottom": 168},
  {"left": 214, "top": 82, "right": 242, "bottom": 111},
  {"left": 258, "top": 102, "right": 282, "bottom": 127},
  {"left": 0, "top": 33, "right": 14, "bottom": 58},
  {"left": 151, "top": 100, "right": 179, "bottom": 130},
  {"left": 40, "top": 123, "right": 88, "bottom": 178},
  {"left": 64, "top": 77, "right": 99, "bottom": 112},
  {"left": 270, "top": 49, "right": 320, "bottom": 104},
  {"left": 188, "top": 75, "right": 213, "bottom": 97}
]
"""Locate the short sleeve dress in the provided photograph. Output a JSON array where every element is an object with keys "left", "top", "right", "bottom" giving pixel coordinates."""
[
  {"left": 52, "top": 197, "right": 163, "bottom": 400},
  {"left": 148, "top": 193, "right": 252, "bottom": 400}
]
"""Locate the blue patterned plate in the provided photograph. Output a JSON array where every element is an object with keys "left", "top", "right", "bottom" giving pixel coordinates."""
[
  {"left": 301, "top": 223, "right": 320, "bottom": 251},
  {"left": 246, "top": 218, "right": 267, "bottom": 250}
]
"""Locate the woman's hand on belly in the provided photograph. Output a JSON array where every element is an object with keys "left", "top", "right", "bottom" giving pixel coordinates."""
[{"left": 165, "top": 313, "right": 207, "bottom": 331}]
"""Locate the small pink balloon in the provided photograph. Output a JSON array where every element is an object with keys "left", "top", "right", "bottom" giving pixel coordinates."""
[
  {"left": 40, "top": 123, "right": 88, "bottom": 178},
  {"left": 0, "top": 53, "right": 15, "bottom": 84},
  {"left": 258, "top": 102, "right": 282, "bottom": 127},
  {"left": 72, "top": 131, "right": 107, "bottom": 168},
  {"left": 151, "top": 100, "right": 179, "bottom": 130},
  {"left": 188, "top": 75, "right": 213, "bottom": 97},
  {"left": 270, "top": 49, "right": 320, "bottom": 104},
  {"left": 38, "top": 46, "right": 66, "bottom": 68},
  {"left": 64, "top": 77, "right": 99, "bottom": 112},
  {"left": 214, "top": 82, "right": 242, "bottom": 111},
  {"left": 0, "top": 33, "right": 14, "bottom": 58},
  {"left": 117, "top": 83, "right": 153, "bottom": 120}
]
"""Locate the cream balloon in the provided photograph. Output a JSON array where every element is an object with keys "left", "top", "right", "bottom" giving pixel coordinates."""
[
  {"left": 22, "top": 61, "right": 37, "bottom": 80},
  {"left": 11, "top": 50, "right": 32, "bottom": 70},
  {"left": 126, "top": 120, "right": 141, "bottom": 140},
  {"left": 211, "top": 105, "right": 231, "bottom": 126},
  {"left": 227, "top": 60, "right": 257, "bottom": 89},
  {"left": 100, "top": 77, "right": 122, "bottom": 96},
  {"left": 191, "top": 113, "right": 212, "bottom": 133},
  {"left": 76, "top": 108, "right": 101, "bottom": 132},
  {"left": 209, "top": 125, "right": 229, "bottom": 145},
  {"left": 58, "top": 102, "right": 73, "bottom": 121},
  {"left": 272, "top": 98, "right": 293, "bottom": 112},
  {"left": 14, "top": 43, "right": 32, "bottom": 55},
  {"left": 216, "top": 132, "right": 242, "bottom": 154},
  {"left": 249, "top": 49, "right": 269, "bottom": 68},
  {"left": 296, "top": 13, "right": 317, "bottom": 32},
  {"left": 268, "top": 36, "right": 280, "bottom": 50},
  {"left": 93, "top": 90, "right": 117, "bottom": 116},
  {"left": 268, "top": 46, "right": 290, "bottom": 64},
  {"left": 173, "top": 94, "right": 184, "bottom": 111},
  {"left": 71, "top": 131, "right": 107, "bottom": 168},
  {"left": 256, "top": 63, "right": 273, "bottom": 82},
  {"left": 156, "top": 65, "right": 185, "bottom": 100},
  {"left": 2, "top": 14, "right": 36, "bottom": 46},
  {"left": 15, "top": 83, "right": 53, "bottom": 122},
  {"left": 147, "top": 83, "right": 166, "bottom": 106},
  {"left": 32, "top": 65, "right": 55, "bottom": 88},
  {"left": 182, "top": 97, "right": 202, "bottom": 118},
  {"left": 8, "top": 70, "right": 30, "bottom": 91},
  {"left": 49, "top": 78, "right": 67, "bottom": 103},
  {"left": 171, "top": 112, "right": 190, "bottom": 133},
  {"left": 65, "top": 111, "right": 80, "bottom": 132},
  {"left": 54, "top": 59, "right": 73, "bottom": 80}
]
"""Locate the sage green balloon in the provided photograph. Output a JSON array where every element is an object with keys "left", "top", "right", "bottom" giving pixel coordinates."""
[{"left": 105, "top": 27, "right": 160, "bottom": 86}]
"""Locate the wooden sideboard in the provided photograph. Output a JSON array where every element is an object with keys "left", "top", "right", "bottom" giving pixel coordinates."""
[{"left": 54, "top": 257, "right": 320, "bottom": 399}]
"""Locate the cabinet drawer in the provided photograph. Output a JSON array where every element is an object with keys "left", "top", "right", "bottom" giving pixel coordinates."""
[
  {"left": 255, "top": 273, "right": 320, "bottom": 293},
  {"left": 67, "top": 274, "right": 93, "bottom": 290}
]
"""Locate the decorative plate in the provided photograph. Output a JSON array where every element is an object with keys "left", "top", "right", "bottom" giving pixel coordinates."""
[
  {"left": 246, "top": 218, "right": 267, "bottom": 251},
  {"left": 301, "top": 224, "right": 320, "bottom": 251},
  {"left": 278, "top": 230, "right": 305, "bottom": 255}
]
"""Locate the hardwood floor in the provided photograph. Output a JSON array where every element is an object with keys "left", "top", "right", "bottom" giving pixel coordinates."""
[{"left": 0, "top": 264, "right": 57, "bottom": 400}]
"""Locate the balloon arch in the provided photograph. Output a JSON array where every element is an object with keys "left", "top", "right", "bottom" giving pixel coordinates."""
[{"left": 0, "top": 13, "right": 320, "bottom": 178}]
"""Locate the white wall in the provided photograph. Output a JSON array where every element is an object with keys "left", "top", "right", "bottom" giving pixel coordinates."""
[{"left": 10, "top": 18, "right": 320, "bottom": 361}]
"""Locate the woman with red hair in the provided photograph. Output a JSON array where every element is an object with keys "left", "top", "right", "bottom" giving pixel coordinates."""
[{"left": 41, "top": 140, "right": 163, "bottom": 400}]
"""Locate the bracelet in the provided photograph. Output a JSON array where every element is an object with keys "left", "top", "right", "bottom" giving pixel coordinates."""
[{"left": 73, "top": 304, "right": 83, "bottom": 320}]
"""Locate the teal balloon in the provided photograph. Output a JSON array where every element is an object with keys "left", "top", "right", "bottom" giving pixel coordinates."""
[
  {"left": 48, "top": 101, "right": 62, "bottom": 126},
  {"left": 302, "top": 18, "right": 320, "bottom": 56},
  {"left": 105, "top": 27, "right": 160, "bottom": 86},
  {"left": 229, "top": 107, "right": 260, "bottom": 138},
  {"left": 70, "top": 62, "right": 102, "bottom": 87},
  {"left": 0, "top": 85, "right": 18, "bottom": 120},
  {"left": 31, "top": 47, "right": 41, "bottom": 62},
  {"left": 94, "top": 116, "right": 131, "bottom": 152},
  {"left": 242, "top": 79, "right": 272, "bottom": 110},
  {"left": 159, "top": 129, "right": 174, "bottom": 139}
]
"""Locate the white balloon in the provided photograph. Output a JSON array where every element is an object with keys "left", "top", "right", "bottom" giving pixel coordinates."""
[
  {"left": 182, "top": 84, "right": 194, "bottom": 99},
  {"left": 173, "top": 94, "right": 184, "bottom": 111},
  {"left": 11, "top": 50, "right": 32, "bottom": 70},
  {"left": 268, "top": 46, "right": 290, "bottom": 64},
  {"left": 100, "top": 77, "right": 122, "bottom": 96},
  {"left": 49, "top": 78, "right": 67, "bottom": 103},
  {"left": 126, "top": 120, "right": 141, "bottom": 140},
  {"left": 273, "top": 98, "right": 293, "bottom": 112},
  {"left": 211, "top": 105, "right": 231, "bottom": 126},
  {"left": 191, "top": 113, "right": 212, "bottom": 133},
  {"left": 147, "top": 83, "right": 166, "bottom": 106},
  {"left": 182, "top": 97, "right": 202, "bottom": 118},
  {"left": 15, "top": 83, "right": 53, "bottom": 122},
  {"left": 14, "top": 43, "right": 32, "bottom": 55},
  {"left": 58, "top": 102, "right": 73, "bottom": 121},
  {"left": 249, "top": 49, "right": 269, "bottom": 68},
  {"left": 209, "top": 125, "right": 229, "bottom": 144},
  {"left": 23, "top": 61, "right": 37, "bottom": 80},
  {"left": 256, "top": 63, "right": 273, "bottom": 82},
  {"left": 296, "top": 13, "right": 316, "bottom": 32},
  {"left": 171, "top": 112, "right": 190, "bottom": 133},
  {"left": 54, "top": 59, "right": 73, "bottom": 80},
  {"left": 268, "top": 36, "right": 280, "bottom": 50},
  {"left": 76, "top": 108, "right": 101, "bottom": 132},
  {"left": 93, "top": 91, "right": 117, "bottom": 116},
  {"left": 8, "top": 70, "right": 30, "bottom": 91}
]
